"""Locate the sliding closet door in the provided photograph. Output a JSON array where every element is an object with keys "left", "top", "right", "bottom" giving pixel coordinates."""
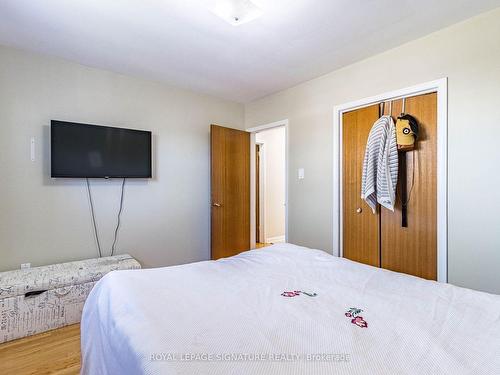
[
  {"left": 380, "top": 93, "right": 437, "bottom": 280},
  {"left": 342, "top": 105, "right": 380, "bottom": 267}
]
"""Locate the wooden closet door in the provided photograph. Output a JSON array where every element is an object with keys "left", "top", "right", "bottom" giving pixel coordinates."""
[
  {"left": 380, "top": 93, "right": 437, "bottom": 280},
  {"left": 343, "top": 105, "right": 380, "bottom": 267}
]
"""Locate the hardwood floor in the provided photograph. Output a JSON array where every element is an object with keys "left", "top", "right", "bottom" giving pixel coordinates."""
[{"left": 0, "top": 324, "right": 81, "bottom": 375}]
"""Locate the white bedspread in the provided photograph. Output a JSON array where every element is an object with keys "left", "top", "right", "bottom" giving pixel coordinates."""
[{"left": 81, "top": 244, "right": 500, "bottom": 374}]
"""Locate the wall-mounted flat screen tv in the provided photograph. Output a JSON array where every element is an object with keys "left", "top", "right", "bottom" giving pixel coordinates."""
[{"left": 51, "top": 120, "right": 152, "bottom": 178}]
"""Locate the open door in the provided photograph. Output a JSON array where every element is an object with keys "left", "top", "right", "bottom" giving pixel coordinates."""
[{"left": 211, "top": 125, "right": 250, "bottom": 259}]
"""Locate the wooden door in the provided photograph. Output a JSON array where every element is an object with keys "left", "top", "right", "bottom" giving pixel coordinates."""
[
  {"left": 211, "top": 125, "right": 250, "bottom": 259},
  {"left": 380, "top": 93, "right": 437, "bottom": 280},
  {"left": 342, "top": 105, "right": 381, "bottom": 267}
]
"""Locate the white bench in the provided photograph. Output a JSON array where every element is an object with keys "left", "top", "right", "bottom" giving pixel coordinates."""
[{"left": 0, "top": 254, "right": 140, "bottom": 343}]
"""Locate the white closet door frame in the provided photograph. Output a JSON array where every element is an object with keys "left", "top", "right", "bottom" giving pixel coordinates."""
[{"left": 333, "top": 78, "right": 448, "bottom": 283}]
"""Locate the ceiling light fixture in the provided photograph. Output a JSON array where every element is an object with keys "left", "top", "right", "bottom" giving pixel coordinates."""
[{"left": 210, "top": 0, "right": 262, "bottom": 26}]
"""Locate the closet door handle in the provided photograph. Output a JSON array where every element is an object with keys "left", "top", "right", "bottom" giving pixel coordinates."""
[
  {"left": 212, "top": 203, "right": 222, "bottom": 207},
  {"left": 356, "top": 207, "right": 362, "bottom": 214}
]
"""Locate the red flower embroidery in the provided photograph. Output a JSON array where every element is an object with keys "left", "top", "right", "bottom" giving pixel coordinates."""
[
  {"left": 351, "top": 316, "right": 368, "bottom": 328},
  {"left": 281, "top": 291, "right": 300, "bottom": 297},
  {"left": 281, "top": 290, "right": 317, "bottom": 298},
  {"left": 345, "top": 308, "right": 368, "bottom": 328}
]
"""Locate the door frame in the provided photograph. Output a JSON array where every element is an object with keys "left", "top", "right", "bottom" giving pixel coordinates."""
[
  {"left": 247, "top": 120, "right": 289, "bottom": 247},
  {"left": 333, "top": 78, "right": 448, "bottom": 282},
  {"left": 255, "top": 141, "right": 265, "bottom": 243}
]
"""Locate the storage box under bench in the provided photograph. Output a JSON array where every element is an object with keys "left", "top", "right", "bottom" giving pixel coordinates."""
[{"left": 0, "top": 254, "right": 140, "bottom": 343}]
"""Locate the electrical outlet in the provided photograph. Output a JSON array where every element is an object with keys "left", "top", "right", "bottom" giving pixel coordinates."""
[{"left": 21, "top": 263, "right": 31, "bottom": 269}]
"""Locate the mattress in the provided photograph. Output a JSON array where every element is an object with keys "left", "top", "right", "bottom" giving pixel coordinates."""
[{"left": 81, "top": 244, "right": 500, "bottom": 374}]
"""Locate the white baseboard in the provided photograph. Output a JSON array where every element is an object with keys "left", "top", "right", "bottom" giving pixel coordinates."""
[{"left": 265, "top": 235, "right": 285, "bottom": 244}]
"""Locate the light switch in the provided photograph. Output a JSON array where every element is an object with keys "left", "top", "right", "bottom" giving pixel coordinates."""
[{"left": 298, "top": 168, "right": 305, "bottom": 180}]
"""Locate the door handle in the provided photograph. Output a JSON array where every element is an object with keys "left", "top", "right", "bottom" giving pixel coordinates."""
[
  {"left": 212, "top": 203, "right": 222, "bottom": 207},
  {"left": 356, "top": 207, "right": 362, "bottom": 214}
]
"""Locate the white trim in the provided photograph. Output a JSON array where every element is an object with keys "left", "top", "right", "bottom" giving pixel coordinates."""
[
  {"left": 247, "top": 120, "right": 288, "bottom": 133},
  {"left": 266, "top": 235, "right": 286, "bottom": 244},
  {"left": 248, "top": 119, "right": 289, "bottom": 248},
  {"left": 250, "top": 132, "right": 257, "bottom": 246},
  {"left": 333, "top": 78, "right": 448, "bottom": 283},
  {"left": 256, "top": 141, "right": 266, "bottom": 243}
]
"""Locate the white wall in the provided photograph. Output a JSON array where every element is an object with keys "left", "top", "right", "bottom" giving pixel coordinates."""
[
  {"left": 245, "top": 8, "right": 500, "bottom": 294},
  {"left": 256, "top": 127, "right": 285, "bottom": 242},
  {"left": 0, "top": 45, "right": 244, "bottom": 271}
]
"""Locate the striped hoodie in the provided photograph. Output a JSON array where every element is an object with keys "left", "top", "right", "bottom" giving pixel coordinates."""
[{"left": 361, "top": 115, "right": 398, "bottom": 213}]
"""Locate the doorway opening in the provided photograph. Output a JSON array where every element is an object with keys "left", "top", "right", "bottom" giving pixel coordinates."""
[{"left": 248, "top": 121, "right": 288, "bottom": 249}]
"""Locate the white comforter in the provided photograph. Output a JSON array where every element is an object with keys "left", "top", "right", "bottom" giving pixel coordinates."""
[{"left": 81, "top": 244, "right": 500, "bottom": 375}]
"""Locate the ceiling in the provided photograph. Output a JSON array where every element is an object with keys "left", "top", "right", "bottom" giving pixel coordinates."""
[{"left": 1, "top": 0, "right": 499, "bottom": 102}]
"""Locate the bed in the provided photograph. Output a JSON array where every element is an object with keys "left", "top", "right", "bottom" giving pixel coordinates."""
[{"left": 81, "top": 243, "right": 500, "bottom": 374}]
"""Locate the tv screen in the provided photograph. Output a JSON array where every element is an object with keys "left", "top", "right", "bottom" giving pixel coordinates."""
[{"left": 51, "top": 120, "right": 152, "bottom": 178}]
